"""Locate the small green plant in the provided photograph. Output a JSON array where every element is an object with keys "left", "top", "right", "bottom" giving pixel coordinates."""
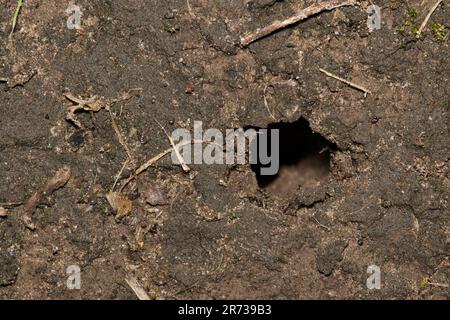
[
  {"left": 431, "top": 22, "right": 448, "bottom": 41},
  {"left": 407, "top": 8, "right": 418, "bottom": 18},
  {"left": 419, "top": 277, "right": 429, "bottom": 287},
  {"left": 397, "top": 26, "right": 406, "bottom": 34},
  {"left": 381, "top": 199, "right": 393, "bottom": 209},
  {"left": 398, "top": 7, "right": 420, "bottom": 36}
]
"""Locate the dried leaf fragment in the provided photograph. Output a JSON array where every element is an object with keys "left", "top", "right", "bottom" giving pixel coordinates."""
[
  {"left": 64, "top": 92, "right": 104, "bottom": 128},
  {"left": 106, "top": 191, "right": 133, "bottom": 221}
]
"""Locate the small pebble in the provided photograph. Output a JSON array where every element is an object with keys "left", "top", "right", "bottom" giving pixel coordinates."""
[
  {"left": 142, "top": 186, "right": 168, "bottom": 206},
  {"left": 185, "top": 84, "right": 194, "bottom": 94},
  {"left": 145, "top": 207, "right": 160, "bottom": 214}
]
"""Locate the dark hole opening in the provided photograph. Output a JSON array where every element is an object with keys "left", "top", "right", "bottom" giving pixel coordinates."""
[{"left": 250, "top": 118, "right": 336, "bottom": 197}]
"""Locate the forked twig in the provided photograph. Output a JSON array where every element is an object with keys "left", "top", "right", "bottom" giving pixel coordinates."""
[
  {"left": 312, "top": 216, "right": 331, "bottom": 231},
  {"left": 240, "top": 0, "right": 359, "bottom": 47},
  {"left": 119, "top": 143, "right": 189, "bottom": 193},
  {"left": 155, "top": 119, "right": 191, "bottom": 173},
  {"left": 119, "top": 139, "right": 220, "bottom": 192}
]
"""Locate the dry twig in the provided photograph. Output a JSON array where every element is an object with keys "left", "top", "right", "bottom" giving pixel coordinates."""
[
  {"left": 186, "top": 0, "right": 195, "bottom": 17},
  {"left": 125, "top": 277, "right": 151, "bottom": 300},
  {"left": 0, "top": 202, "right": 22, "bottom": 208},
  {"left": 263, "top": 85, "right": 276, "bottom": 121},
  {"left": 319, "top": 68, "right": 371, "bottom": 96},
  {"left": 155, "top": 119, "right": 191, "bottom": 173},
  {"left": 119, "top": 147, "right": 174, "bottom": 192},
  {"left": 10, "top": 0, "right": 23, "bottom": 38},
  {"left": 111, "top": 159, "right": 130, "bottom": 192},
  {"left": 119, "top": 139, "right": 210, "bottom": 192},
  {"left": 240, "top": 0, "right": 358, "bottom": 47},
  {"left": 312, "top": 216, "right": 331, "bottom": 231},
  {"left": 109, "top": 109, "right": 134, "bottom": 162},
  {"left": 428, "top": 282, "right": 449, "bottom": 288},
  {"left": 417, "top": 0, "right": 443, "bottom": 38},
  {"left": 22, "top": 166, "right": 71, "bottom": 230}
]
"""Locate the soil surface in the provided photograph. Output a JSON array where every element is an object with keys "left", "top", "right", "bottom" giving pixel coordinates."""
[{"left": 0, "top": 0, "right": 448, "bottom": 299}]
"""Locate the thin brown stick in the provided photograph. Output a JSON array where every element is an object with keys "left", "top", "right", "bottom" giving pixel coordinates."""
[
  {"left": 0, "top": 77, "right": 8, "bottom": 82},
  {"left": 186, "top": 0, "right": 195, "bottom": 18},
  {"left": 312, "top": 216, "right": 331, "bottom": 231},
  {"left": 263, "top": 85, "right": 276, "bottom": 121},
  {"left": 22, "top": 166, "right": 71, "bottom": 230},
  {"left": 417, "top": 0, "right": 443, "bottom": 37},
  {"left": 119, "top": 139, "right": 213, "bottom": 192},
  {"left": 240, "top": 0, "right": 358, "bottom": 47},
  {"left": 0, "top": 202, "right": 22, "bottom": 208},
  {"left": 111, "top": 159, "right": 129, "bottom": 192},
  {"left": 319, "top": 68, "right": 371, "bottom": 96},
  {"left": 428, "top": 282, "right": 449, "bottom": 288},
  {"left": 120, "top": 148, "right": 177, "bottom": 192}
]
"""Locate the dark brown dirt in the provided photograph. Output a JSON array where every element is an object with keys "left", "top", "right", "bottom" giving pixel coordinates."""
[{"left": 0, "top": 0, "right": 448, "bottom": 299}]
